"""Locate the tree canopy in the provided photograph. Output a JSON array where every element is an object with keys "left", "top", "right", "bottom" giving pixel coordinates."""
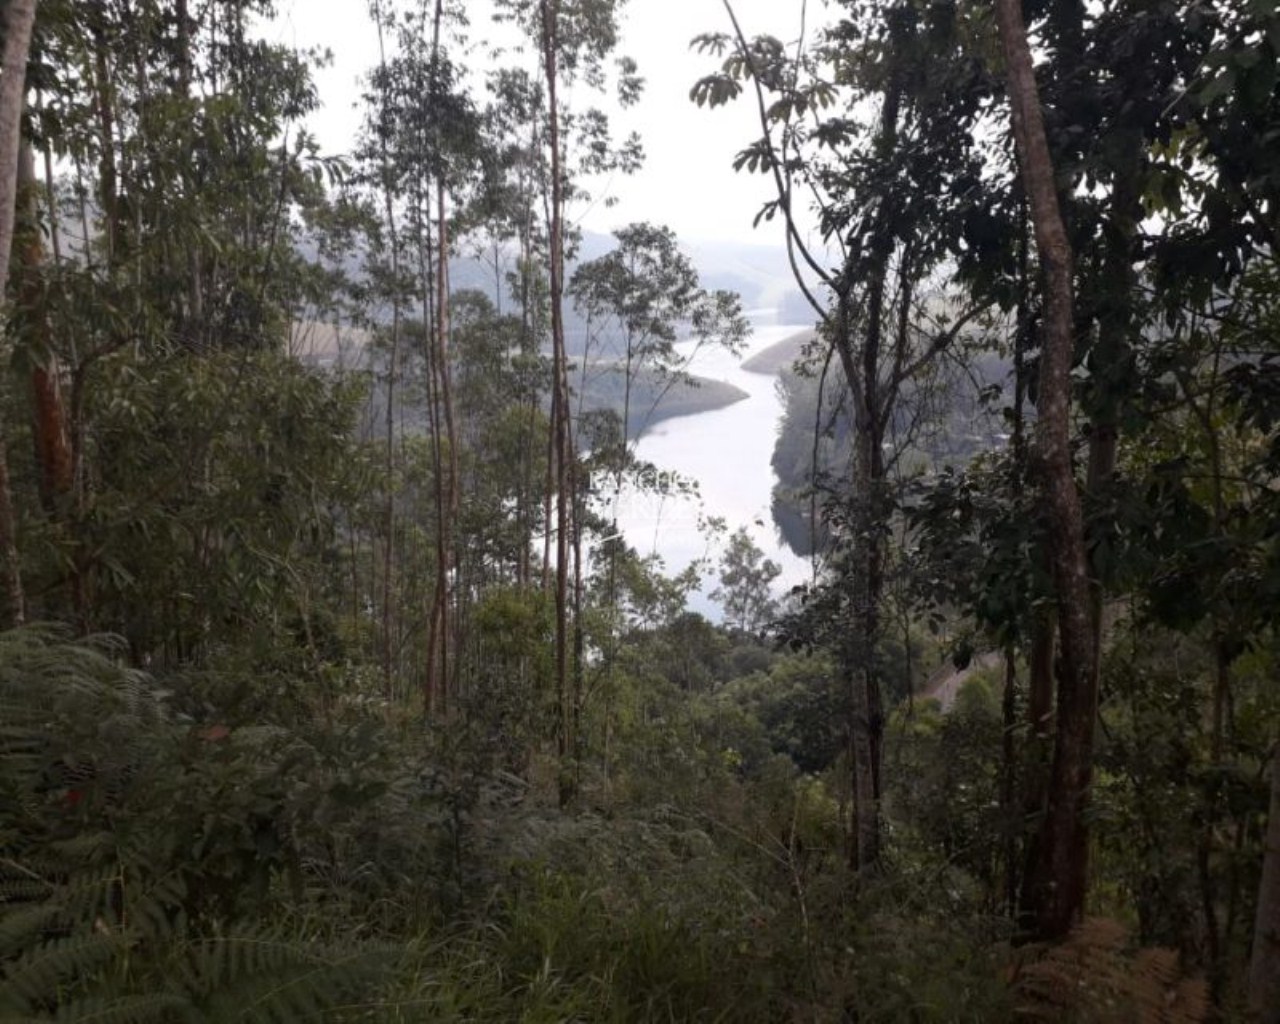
[{"left": 0, "top": 0, "right": 1277, "bottom": 1020}]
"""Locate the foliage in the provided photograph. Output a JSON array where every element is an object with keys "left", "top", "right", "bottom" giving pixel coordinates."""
[
  {"left": 0, "top": 0, "right": 1277, "bottom": 1016},
  {"left": 711, "top": 526, "right": 781, "bottom": 635}
]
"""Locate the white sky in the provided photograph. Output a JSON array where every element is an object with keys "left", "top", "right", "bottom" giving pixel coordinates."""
[{"left": 268, "top": 0, "right": 832, "bottom": 246}]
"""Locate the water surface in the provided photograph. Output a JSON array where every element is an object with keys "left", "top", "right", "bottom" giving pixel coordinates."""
[{"left": 606, "top": 320, "right": 814, "bottom": 618}]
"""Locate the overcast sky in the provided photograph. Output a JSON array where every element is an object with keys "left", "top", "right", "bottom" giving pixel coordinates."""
[{"left": 268, "top": 0, "right": 832, "bottom": 247}]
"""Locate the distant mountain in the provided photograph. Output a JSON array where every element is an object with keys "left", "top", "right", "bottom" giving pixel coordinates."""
[
  {"left": 298, "top": 229, "right": 814, "bottom": 356},
  {"left": 293, "top": 229, "right": 808, "bottom": 442},
  {"left": 289, "top": 320, "right": 747, "bottom": 442}
]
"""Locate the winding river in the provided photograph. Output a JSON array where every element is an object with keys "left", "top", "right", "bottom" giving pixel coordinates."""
[{"left": 607, "top": 317, "right": 814, "bottom": 618}]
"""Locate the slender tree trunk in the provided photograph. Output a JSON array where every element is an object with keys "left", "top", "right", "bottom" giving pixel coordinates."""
[
  {"left": 540, "top": 0, "right": 574, "bottom": 803},
  {"left": 1001, "top": 647, "right": 1020, "bottom": 914},
  {"left": 1015, "top": 197, "right": 1056, "bottom": 839},
  {"left": 372, "top": 3, "right": 401, "bottom": 702},
  {"left": 1249, "top": 740, "right": 1280, "bottom": 1024},
  {"left": 420, "top": 0, "right": 462, "bottom": 712},
  {"left": 175, "top": 0, "right": 204, "bottom": 328},
  {"left": 0, "top": 0, "right": 38, "bottom": 627},
  {"left": 16, "top": 140, "right": 71, "bottom": 509},
  {"left": 996, "top": 0, "right": 1095, "bottom": 941},
  {"left": 87, "top": 2, "right": 118, "bottom": 265},
  {"left": 424, "top": 177, "right": 460, "bottom": 711},
  {"left": 839, "top": 59, "right": 902, "bottom": 873},
  {"left": 423, "top": 206, "right": 446, "bottom": 714}
]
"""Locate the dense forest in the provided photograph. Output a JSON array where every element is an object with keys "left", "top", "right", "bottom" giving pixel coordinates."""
[{"left": 1, "top": 0, "right": 1278, "bottom": 1021}]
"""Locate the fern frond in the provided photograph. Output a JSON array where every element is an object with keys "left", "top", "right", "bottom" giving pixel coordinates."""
[
  {"left": 183, "top": 932, "right": 396, "bottom": 1023},
  {"left": 0, "top": 904, "right": 68, "bottom": 959},
  {"left": 0, "top": 934, "right": 126, "bottom": 1015},
  {"left": 49, "top": 994, "right": 190, "bottom": 1024},
  {"left": 1010, "top": 917, "right": 1208, "bottom": 1024}
]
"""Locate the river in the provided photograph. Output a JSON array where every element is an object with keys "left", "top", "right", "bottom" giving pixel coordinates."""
[{"left": 605, "top": 318, "right": 815, "bottom": 619}]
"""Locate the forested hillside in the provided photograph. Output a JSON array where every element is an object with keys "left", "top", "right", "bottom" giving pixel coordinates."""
[{"left": 1, "top": 1, "right": 1278, "bottom": 1022}]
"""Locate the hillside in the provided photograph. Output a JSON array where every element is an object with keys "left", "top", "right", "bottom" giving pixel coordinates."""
[
  {"left": 740, "top": 327, "right": 817, "bottom": 375},
  {"left": 577, "top": 362, "right": 749, "bottom": 439},
  {"left": 290, "top": 321, "right": 745, "bottom": 442}
]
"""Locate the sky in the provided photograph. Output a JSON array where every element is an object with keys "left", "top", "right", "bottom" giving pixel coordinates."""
[{"left": 267, "top": 0, "right": 833, "bottom": 247}]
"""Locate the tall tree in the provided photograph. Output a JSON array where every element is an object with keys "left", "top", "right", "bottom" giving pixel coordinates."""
[
  {"left": 694, "top": 0, "right": 989, "bottom": 867},
  {"left": 494, "top": 0, "right": 641, "bottom": 791},
  {"left": 0, "top": 0, "right": 37, "bottom": 626},
  {"left": 993, "top": 0, "right": 1095, "bottom": 941}
]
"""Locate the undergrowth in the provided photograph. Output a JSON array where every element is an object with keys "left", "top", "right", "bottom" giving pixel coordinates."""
[{"left": 0, "top": 627, "right": 1077, "bottom": 1022}]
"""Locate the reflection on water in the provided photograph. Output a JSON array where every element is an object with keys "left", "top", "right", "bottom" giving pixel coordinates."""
[{"left": 604, "top": 320, "right": 814, "bottom": 619}]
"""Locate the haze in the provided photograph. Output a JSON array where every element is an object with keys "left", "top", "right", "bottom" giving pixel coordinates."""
[{"left": 269, "top": 0, "right": 831, "bottom": 246}]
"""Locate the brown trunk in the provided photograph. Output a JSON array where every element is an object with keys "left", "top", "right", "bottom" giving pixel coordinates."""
[
  {"left": 996, "top": 0, "right": 1096, "bottom": 940},
  {"left": 16, "top": 141, "right": 72, "bottom": 508},
  {"left": 1248, "top": 740, "right": 1280, "bottom": 1024}
]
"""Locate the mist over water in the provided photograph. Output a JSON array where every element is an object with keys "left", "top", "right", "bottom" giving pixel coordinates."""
[{"left": 605, "top": 316, "right": 814, "bottom": 619}]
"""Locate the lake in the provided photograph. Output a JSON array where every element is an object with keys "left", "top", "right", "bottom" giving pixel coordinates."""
[{"left": 604, "top": 318, "right": 815, "bottom": 619}]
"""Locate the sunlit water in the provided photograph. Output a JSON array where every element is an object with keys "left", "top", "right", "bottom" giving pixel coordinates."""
[{"left": 601, "top": 318, "right": 815, "bottom": 619}]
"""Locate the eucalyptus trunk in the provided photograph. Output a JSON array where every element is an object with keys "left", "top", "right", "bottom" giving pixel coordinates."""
[
  {"left": 0, "top": 0, "right": 38, "bottom": 627},
  {"left": 372, "top": 2, "right": 402, "bottom": 701},
  {"left": 540, "top": 0, "right": 575, "bottom": 800},
  {"left": 16, "top": 140, "right": 72, "bottom": 511}
]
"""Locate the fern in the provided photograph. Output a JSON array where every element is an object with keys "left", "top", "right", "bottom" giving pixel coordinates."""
[
  {"left": 182, "top": 930, "right": 397, "bottom": 1023},
  {"left": 1010, "top": 916, "right": 1209, "bottom": 1023},
  {"left": 0, "top": 934, "right": 127, "bottom": 1016},
  {"left": 45, "top": 993, "right": 191, "bottom": 1024},
  {"left": 0, "top": 629, "right": 413, "bottom": 1021}
]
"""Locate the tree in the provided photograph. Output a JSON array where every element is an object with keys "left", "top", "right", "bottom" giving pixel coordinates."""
[
  {"left": 694, "top": 0, "right": 990, "bottom": 868},
  {"left": 570, "top": 221, "right": 747, "bottom": 453},
  {"left": 0, "top": 0, "right": 37, "bottom": 626},
  {"left": 712, "top": 526, "right": 780, "bottom": 635},
  {"left": 993, "top": 0, "right": 1094, "bottom": 941},
  {"left": 1251, "top": 741, "right": 1280, "bottom": 1024},
  {"left": 494, "top": 0, "right": 642, "bottom": 797}
]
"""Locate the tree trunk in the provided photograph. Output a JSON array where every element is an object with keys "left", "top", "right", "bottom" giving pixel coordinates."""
[
  {"left": 372, "top": 3, "right": 401, "bottom": 702},
  {"left": 16, "top": 140, "right": 72, "bottom": 509},
  {"left": 540, "top": 0, "right": 574, "bottom": 803},
  {"left": 87, "top": 2, "right": 118, "bottom": 265},
  {"left": 425, "top": 176, "right": 459, "bottom": 713},
  {"left": 996, "top": 0, "right": 1096, "bottom": 941},
  {"left": 839, "top": 58, "right": 902, "bottom": 873},
  {"left": 1248, "top": 740, "right": 1280, "bottom": 1024},
  {"left": 0, "top": 0, "right": 38, "bottom": 627},
  {"left": 1001, "top": 646, "right": 1019, "bottom": 914}
]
